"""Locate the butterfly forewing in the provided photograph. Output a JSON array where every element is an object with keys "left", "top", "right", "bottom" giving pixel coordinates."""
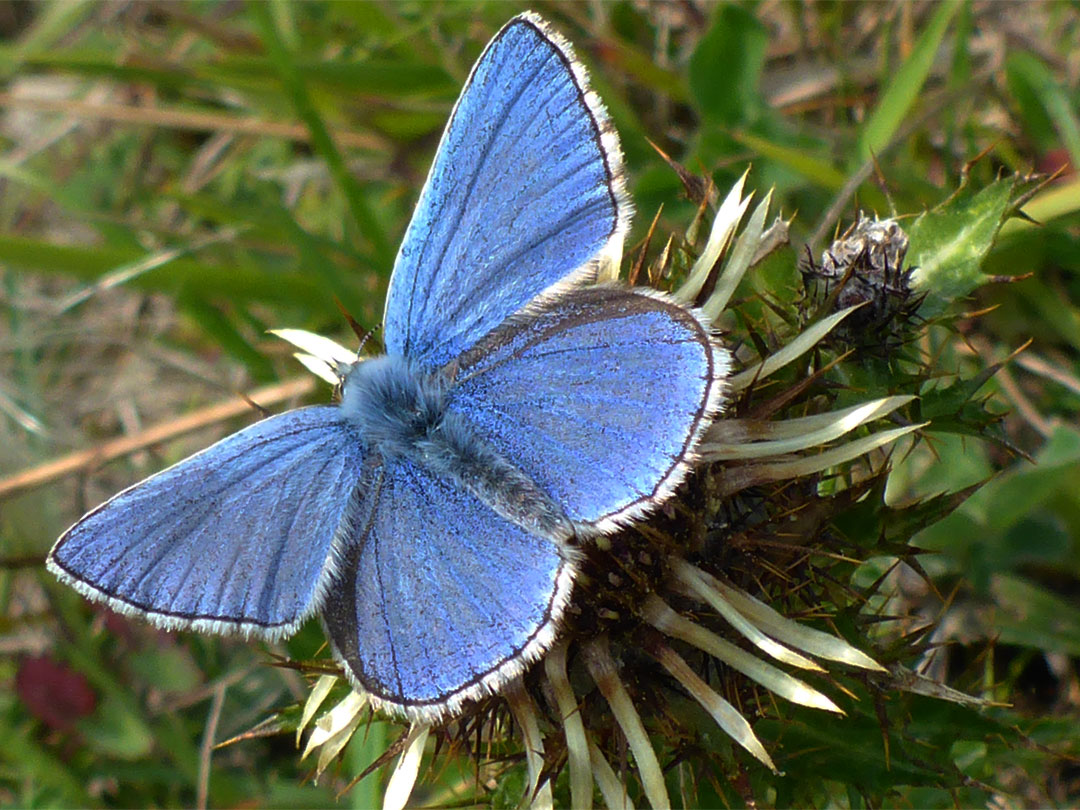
[{"left": 382, "top": 13, "right": 630, "bottom": 369}]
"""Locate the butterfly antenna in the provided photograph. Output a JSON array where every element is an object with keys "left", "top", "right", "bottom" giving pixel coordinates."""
[{"left": 358, "top": 323, "right": 382, "bottom": 356}]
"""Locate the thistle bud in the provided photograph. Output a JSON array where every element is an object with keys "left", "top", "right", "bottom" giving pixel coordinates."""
[{"left": 801, "top": 214, "right": 922, "bottom": 351}]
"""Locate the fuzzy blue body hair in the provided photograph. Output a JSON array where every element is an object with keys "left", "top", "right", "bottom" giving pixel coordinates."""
[{"left": 340, "top": 355, "right": 573, "bottom": 541}]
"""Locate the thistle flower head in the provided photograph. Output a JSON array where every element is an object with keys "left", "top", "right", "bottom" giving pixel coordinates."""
[{"left": 268, "top": 174, "right": 982, "bottom": 810}]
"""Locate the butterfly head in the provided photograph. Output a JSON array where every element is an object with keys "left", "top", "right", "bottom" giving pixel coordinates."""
[{"left": 338, "top": 354, "right": 450, "bottom": 459}]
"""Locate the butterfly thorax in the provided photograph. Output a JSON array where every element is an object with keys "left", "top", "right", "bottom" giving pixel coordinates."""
[
  {"left": 340, "top": 355, "right": 573, "bottom": 543},
  {"left": 340, "top": 355, "right": 449, "bottom": 456}
]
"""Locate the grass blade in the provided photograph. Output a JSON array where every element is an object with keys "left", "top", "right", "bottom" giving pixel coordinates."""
[
  {"left": 856, "top": 0, "right": 960, "bottom": 161},
  {"left": 249, "top": 2, "right": 392, "bottom": 265}
]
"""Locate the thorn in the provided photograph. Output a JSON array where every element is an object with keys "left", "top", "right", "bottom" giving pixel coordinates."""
[
  {"left": 629, "top": 204, "right": 663, "bottom": 286},
  {"left": 240, "top": 392, "right": 272, "bottom": 418},
  {"left": 333, "top": 297, "right": 381, "bottom": 353},
  {"left": 647, "top": 136, "right": 716, "bottom": 206}
]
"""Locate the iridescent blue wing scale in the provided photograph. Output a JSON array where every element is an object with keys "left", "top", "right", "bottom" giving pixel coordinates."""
[
  {"left": 47, "top": 408, "right": 364, "bottom": 638},
  {"left": 321, "top": 456, "right": 572, "bottom": 721},
  {"left": 383, "top": 13, "right": 630, "bottom": 369},
  {"left": 445, "top": 286, "right": 728, "bottom": 533}
]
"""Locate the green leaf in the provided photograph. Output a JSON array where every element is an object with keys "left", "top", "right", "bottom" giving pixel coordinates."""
[
  {"left": 125, "top": 646, "right": 202, "bottom": 694},
  {"left": 1010, "top": 274, "right": 1080, "bottom": 350},
  {"left": 907, "top": 175, "right": 1015, "bottom": 312},
  {"left": 79, "top": 695, "right": 155, "bottom": 760},
  {"left": 915, "top": 426, "right": 1080, "bottom": 567},
  {"left": 966, "top": 426, "right": 1080, "bottom": 533},
  {"left": 344, "top": 719, "right": 391, "bottom": 810},
  {"left": 689, "top": 5, "right": 767, "bottom": 126},
  {"left": 0, "top": 719, "right": 88, "bottom": 804},
  {"left": 0, "top": 234, "right": 325, "bottom": 308},
  {"left": 180, "top": 295, "right": 277, "bottom": 382},
  {"left": 856, "top": 0, "right": 960, "bottom": 162},
  {"left": 224, "top": 56, "right": 457, "bottom": 98},
  {"left": 598, "top": 35, "right": 689, "bottom": 105},
  {"left": 1006, "top": 51, "right": 1080, "bottom": 169},
  {"left": 990, "top": 574, "right": 1080, "bottom": 656},
  {"left": 0, "top": 47, "right": 228, "bottom": 93},
  {"left": 730, "top": 130, "right": 847, "bottom": 190},
  {"left": 1000, "top": 175, "right": 1080, "bottom": 235},
  {"left": 267, "top": 0, "right": 300, "bottom": 51}
]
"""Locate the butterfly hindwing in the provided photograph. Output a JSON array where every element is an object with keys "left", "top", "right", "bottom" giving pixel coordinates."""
[
  {"left": 445, "top": 286, "right": 727, "bottom": 533},
  {"left": 383, "top": 13, "right": 630, "bottom": 368},
  {"left": 47, "top": 407, "right": 365, "bottom": 638},
  {"left": 321, "top": 455, "right": 572, "bottom": 720}
]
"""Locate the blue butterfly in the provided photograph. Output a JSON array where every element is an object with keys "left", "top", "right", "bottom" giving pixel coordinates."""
[{"left": 47, "top": 12, "right": 727, "bottom": 722}]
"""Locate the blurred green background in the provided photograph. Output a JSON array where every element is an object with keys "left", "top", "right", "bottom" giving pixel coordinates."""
[{"left": 0, "top": 1, "right": 1078, "bottom": 807}]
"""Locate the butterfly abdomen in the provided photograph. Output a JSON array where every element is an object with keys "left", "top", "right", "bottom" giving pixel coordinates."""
[
  {"left": 340, "top": 354, "right": 572, "bottom": 543},
  {"left": 420, "top": 411, "right": 574, "bottom": 542}
]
